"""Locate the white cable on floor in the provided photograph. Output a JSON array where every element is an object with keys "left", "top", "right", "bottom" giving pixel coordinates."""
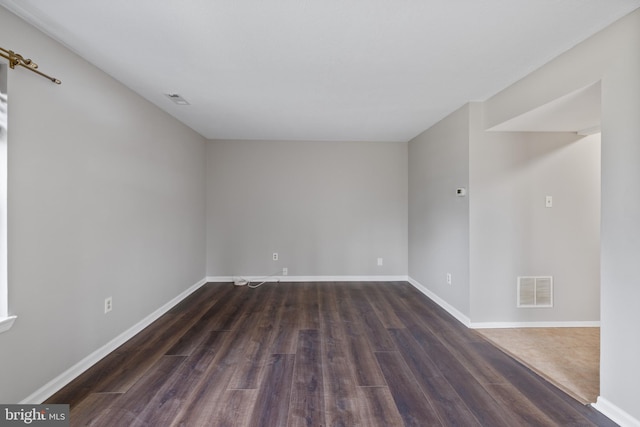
[
  {"left": 233, "top": 271, "right": 281, "bottom": 288},
  {"left": 233, "top": 278, "right": 249, "bottom": 287}
]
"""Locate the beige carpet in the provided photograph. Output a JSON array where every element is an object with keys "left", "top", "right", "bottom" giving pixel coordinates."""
[{"left": 476, "top": 327, "right": 599, "bottom": 404}]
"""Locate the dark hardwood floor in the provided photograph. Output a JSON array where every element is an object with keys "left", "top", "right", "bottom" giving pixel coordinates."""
[{"left": 47, "top": 282, "right": 617, "bottom": 426}]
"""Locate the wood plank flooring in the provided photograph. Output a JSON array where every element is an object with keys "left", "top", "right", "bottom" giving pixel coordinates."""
[{"left": 46, "top": 282, "right": 616, "bottom": 426}]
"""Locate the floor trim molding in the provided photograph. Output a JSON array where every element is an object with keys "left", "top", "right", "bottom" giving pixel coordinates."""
[
  {"left": 206, "top": 275, "right": 409, "bottom": 283},
  {"left": 593, "top": 396, "right": 640, "bottom": 427},
  {"left": 405, "top": 277, "right": 600, "bottom": 330},
  {"left": 469, "top": 321, "right": 601, "bottom": 329},
  {"left": 20, "top": 277, "right": 208, "bottom": 404},
  {"left": 407, "top": 277, "right": 471, "bottom": 326}
]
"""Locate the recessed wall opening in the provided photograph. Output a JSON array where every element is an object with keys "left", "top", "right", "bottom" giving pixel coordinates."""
[{"left": 478, "top": 81, "right": 602, "bottom": 404}]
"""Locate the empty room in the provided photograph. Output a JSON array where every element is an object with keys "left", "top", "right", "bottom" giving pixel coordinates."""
[{"left": 1, "top": 1, "right": 639, "bottom": 426}]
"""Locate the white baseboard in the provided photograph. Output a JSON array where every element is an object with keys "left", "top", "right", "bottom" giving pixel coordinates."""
[
  {"left": 20, "top": 277, "right": 208, "bottom": 404},
  {"left": 469, "top": 321, "right": 601, "bottom": 329},
  {"left": 206, "top": 275, "right": 409, "bottom": 283},
  {"left": 593, "top": 396, "right": 640, "bottom": 427},
  {"left": 404, "top": 278, "right": 600, "bottom": 330},
  {"left": 206, "top": 276, "right": 235, "bottom": 282},
  {"left": 407, "top": 277, "right": 471, "bottom": 327}
]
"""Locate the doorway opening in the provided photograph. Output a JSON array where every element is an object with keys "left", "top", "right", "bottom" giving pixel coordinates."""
[{"left": 480, "top": 81, "right": 602, "bottom": 404}]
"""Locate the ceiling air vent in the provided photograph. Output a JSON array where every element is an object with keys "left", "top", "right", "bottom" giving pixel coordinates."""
[
  {"left": 517, "top": 276, "right": 553, "bottom": 308},
  {"left": 164, "top": 93, "right": 190, "bottom": 105}
]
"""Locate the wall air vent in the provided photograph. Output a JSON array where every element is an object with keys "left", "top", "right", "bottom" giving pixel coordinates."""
[{"left": 517, "top": 276, "right": 553, "bottom": 308}]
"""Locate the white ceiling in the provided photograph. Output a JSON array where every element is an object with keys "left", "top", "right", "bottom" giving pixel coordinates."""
[{"left": 1, "top": 1, "right": 638, "bottom": 141}]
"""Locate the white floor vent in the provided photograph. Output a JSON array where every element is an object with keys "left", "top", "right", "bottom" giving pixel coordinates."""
[{"left": 517, "top": 276, "right": 553, "bottom": 308}]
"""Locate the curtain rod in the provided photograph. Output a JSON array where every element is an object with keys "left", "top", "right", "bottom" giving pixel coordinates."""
[{"left": 0, "top": 46, "right": 61, "bottom": 84}]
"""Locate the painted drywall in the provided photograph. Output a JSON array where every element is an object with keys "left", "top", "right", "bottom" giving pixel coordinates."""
[
  {"left": 482, "top": 9, "right": 640, "bottom": 423},
  {"left": 598, "top": 14, "right": 640, "bottom": 424},
  {"left": 469, "top": 110, "right": 601, "bottom": 323},
  {"left": 408, "top": 99, "right": 601, "bottom": 326},
  {"left": 408, "top": 104, "right": 470, "bottom": 317},
  {"left": 0, "top": 8, "right": 207, "bottom": 403},
  {"left": 206, "top": 139, "right": 407, "bottom": 277}
]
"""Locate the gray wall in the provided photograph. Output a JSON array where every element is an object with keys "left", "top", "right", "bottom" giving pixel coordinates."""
[
  {"left": 408, "top": 104, "right": 470, "bottom": 317},
  {"left": 469, "top": 113, "right": 601, "bottom": 323},
  {"left": 0, "top": 7, "right": 207, "bottom": 403},
  {"left": 599, "top": 13, "right": 640, "bottom": 422},
  {"left": 408, "top": 102, "right": 601, "bottom": 326},
  {"left": 207, "top": 139, "right": 408, "bottom": 277},
  {"left": 483, "top": 9, "right": 640, "bottom": 421}
]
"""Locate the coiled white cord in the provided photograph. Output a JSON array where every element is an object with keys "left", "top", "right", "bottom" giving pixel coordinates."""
[{"left": 233, "top": 271, "right": 281, "bottom": 289}]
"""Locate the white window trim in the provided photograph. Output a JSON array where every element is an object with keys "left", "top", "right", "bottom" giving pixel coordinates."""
[
  {"left": 0, "top": 63, "right": 15, "bottom": 334},
  {"left": 0, "top": 132, "right": 11, "bottom": 333}
]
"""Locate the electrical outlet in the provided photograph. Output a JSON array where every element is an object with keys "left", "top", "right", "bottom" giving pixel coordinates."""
[
  {"left": 446, "top": 273, "right": 452, "bottom": 285},
  {"left": 282, "top": 267, "right": 288, "bottom": 276},
  {"left": 104, "top": 297, "right": 113, "bottom": 314},
  {"left": 377, "top": 257, "right": 383, "bottom": 266},
  {"left": 546, "top": 196, "right": 553, "bottom": 208},
  {"left": 272, "top": 252, "right": 279, "bottom": 261}
]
